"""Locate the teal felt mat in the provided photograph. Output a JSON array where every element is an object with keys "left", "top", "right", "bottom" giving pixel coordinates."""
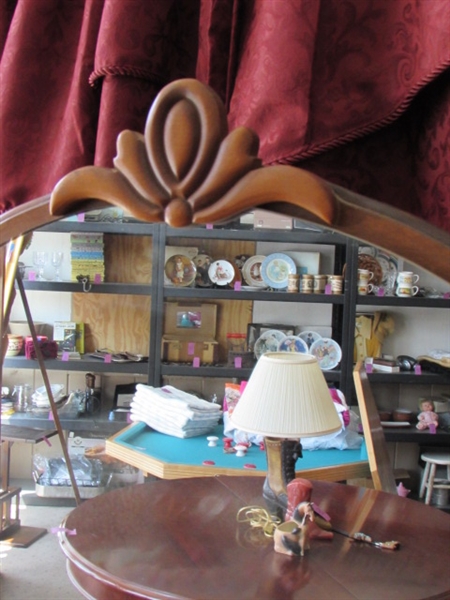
[{"left": 113, "top": 423, "right": 367, "bottom": 473}]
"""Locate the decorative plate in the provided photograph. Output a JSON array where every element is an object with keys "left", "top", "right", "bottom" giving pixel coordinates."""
[
  {"left": 277, "top": 335, "right": 309, "bottom": 354},
  {"left": 309, "top": 338, "right": 342, "bottom": 371},
  {"left": 298, "top": 330, "right": 322, "bottom": 350},
  {"left": 208, "top": 260, "right": 235, "bottom": 286},
  {"left": 164, "top": 255, "right": 196, "bottom": 287},
  {"left": 357, "top": 254, "right": 383, "bottom": 286},
  {"left": 261, "top": 253, "right": 297, "bottom": 289},
  {"left": 242, "top": 255, "right": 267, "bottom": 287},
  {"left": 375, "top": 252, "right": 398, "bottom": 293},
  {"left": 193, "top": 254, "right": 213, "bottom": 287},
  {"left": 254, "top": 329, "right": 287, "bottom": 359}
]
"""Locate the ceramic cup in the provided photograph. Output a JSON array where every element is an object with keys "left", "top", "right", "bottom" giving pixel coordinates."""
[
  {"left": 329, "top": 275, "right": 343, "bottom": 294},
  {"left": 396, "top": 284, "right": 419, "bottom": 297},
  {"left": 300, "top": 274, "right": 314, "bottom": 293},
  {"left": 397, "top": 271, "right": 419, "bottom": 286},
  {"left": 287, "top": 273, "right": 300, "bottom": 292},
  {"left": 357, "top": 281, "right": 374, "bottom": 295},
  {"left": 357, "top": 269, "right": 374, "bottom": 282},
  {"left": 6, "top": 334, "right": 24, "bottom": 357},
  {"left": 313, "top": 274, "right": 327, "bottom": 293}
]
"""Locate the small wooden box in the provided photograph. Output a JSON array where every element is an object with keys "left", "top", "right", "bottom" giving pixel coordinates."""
[{"left": 162, "top": 303, "right": 218, "bottom": 364}]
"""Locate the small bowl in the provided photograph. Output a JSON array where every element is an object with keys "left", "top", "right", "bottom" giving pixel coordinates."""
[
  {"left": 393, "top": 409, "right": 413, "bottom": 422},
  {"left": 378, "top": 411, "right": 392, "bottom": 422},
  {"left": 6, "top": 334, "right": 24, "bottom": 357}
]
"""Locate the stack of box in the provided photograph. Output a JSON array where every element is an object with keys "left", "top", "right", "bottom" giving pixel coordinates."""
[{"left": 70, "top": 232, "right": 105, "bottom": 282}]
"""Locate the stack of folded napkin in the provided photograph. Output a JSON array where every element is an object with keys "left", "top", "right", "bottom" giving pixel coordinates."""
[{"left": 130, "top": 384, "right": 222, "bottom": 438}]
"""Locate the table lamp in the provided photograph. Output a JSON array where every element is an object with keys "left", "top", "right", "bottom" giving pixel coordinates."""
[{"left": 230, "top": 352, "right": 341, "bottom": 516}]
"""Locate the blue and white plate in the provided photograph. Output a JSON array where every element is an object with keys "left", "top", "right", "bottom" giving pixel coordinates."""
[
  {"left": 260, "top": 253, "right": 296, "bottom": 289},
  {"left": 298, "top": 330, "right": 322, "bottom": 350}
]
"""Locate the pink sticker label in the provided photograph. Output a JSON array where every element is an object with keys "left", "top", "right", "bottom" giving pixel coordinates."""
[
  {"left": 234, "top": 356, "right": 242, "bottom": 368},
  {"left": 28, "top": 271, "right": 36, "bottom": 281},
  {"left": 188, "top": 342, "right": 195, "bottom": 355},
  {"left": 324, "top": 284, "right": 332, "bottom": 295},
  {"left": 48, "top": 411, "right": 54, "bottom": 420},
  {"left": 77, "top": 213, "right": 85, "bottom": 222},
  {"left": 43, "top": 436, "right": 52, "bottom": 447},
  {"left": 206, "top": 223, "right": 213, "bottom": 229},
  {"left": 94, "top": 274, "right": 102, "bottom": 283},
  {"left": 193, "top": 357, "right": 200, "bottom": 367},
  {"left": 234, "top": 281, "right": 241, "bottom": 291},
  {"left": 61, "top": 351, "right": 69, "bottom": 362},
  {"left": 104, "top": 354, "right": 112, "bottom": 363},
  {"left": 377, "top": 287, "right": 385, "bottom": 297},
  {"left": 414, "top": 364, "right": 422, "bottom": 375},
  {"left": 365, "top": 363, "right": 373, "bottom": 373}
]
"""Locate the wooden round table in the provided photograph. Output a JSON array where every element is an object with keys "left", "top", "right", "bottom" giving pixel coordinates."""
[{"left": 59, "top": 477, "right": 450, "bottom": 600}]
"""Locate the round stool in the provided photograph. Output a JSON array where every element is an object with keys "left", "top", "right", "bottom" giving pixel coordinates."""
[{"left": 419, "top": 452, "right": 450, "bottom": 505}]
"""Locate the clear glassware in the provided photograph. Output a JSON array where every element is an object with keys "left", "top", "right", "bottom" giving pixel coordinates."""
[
  {"left": 51, "top": 251, "right": 64, "bottom": 281},
  {"left": 32, "top": 251, "right": 48, "bottom": 280}
]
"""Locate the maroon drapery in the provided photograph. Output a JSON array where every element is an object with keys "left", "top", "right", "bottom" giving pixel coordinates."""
[{"left": 1, "top": 0, "right": 449, "bottom": 232}]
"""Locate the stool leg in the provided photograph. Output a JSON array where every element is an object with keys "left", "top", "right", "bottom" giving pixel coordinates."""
[
  {"left": 419, "top": 461, "right": 431, "bottom": 499},
  {"left": 425, "top": 463, "right": 437, "bottom": 505}
]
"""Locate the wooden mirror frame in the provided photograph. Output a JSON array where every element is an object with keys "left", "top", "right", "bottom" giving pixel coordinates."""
[{"left": 1, "top": 78, "right": 449, "bottom": 281}]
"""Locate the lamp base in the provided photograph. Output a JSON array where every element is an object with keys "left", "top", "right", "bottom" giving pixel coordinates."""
[{"left": 263, "top": 437, "right": 302, "bottom": 518}]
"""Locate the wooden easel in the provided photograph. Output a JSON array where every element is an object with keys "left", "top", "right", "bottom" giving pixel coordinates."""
[{"left": 1, "top": 237, "right": 81, "bottom": 547}]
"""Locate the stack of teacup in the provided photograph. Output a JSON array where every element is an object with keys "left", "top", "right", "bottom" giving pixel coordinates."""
[
  {"left": 396, "top": 271, "right": 419, "bottom": 297},
  {"left": 357, "top": 269, "right": 374, "bottom": 295}
]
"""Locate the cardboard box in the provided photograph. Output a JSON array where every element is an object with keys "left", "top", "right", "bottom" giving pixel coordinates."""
[
  {"left": 253, "top": 209, "right": 293, "bottom": 230},
  {"left": 162, "top": 303, "right": 218, "bottom": 364}
]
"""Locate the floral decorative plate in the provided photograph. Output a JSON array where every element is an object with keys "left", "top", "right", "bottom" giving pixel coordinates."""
[
  {"left": 261, "top": 253, "right": 297, "bottom": 289},
  {"left": 208, "top": 260, "right": 235, "bottom": 286},
  {"left": 298, "top": 330, "right": 322, "bottom": 350},
  {"left": 254, "top": 329, "right": 287, "bottom": 359},
  {"left": 164, "top": 255, "right": 196, "bottom": 287},
  {"left": 309, "top": 338, "right": 342, "bottom": 370},
  {"left": 193, "top": 254, "right": 213, "bottom": 287},
  {"left": 242, "top": 255, "right": 267, "bottom": 287},
  {"left": 277, "top": 335, "right": 309, "bottom": 354}
]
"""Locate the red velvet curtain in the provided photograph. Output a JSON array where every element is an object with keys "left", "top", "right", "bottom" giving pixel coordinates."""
[{"left": 1, "top": 0, "right": 450, "bottom": 231}]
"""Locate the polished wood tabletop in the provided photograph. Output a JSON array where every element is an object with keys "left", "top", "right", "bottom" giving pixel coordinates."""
[{"left": 59, "top": 476, "right": 450, "bottom": 600}]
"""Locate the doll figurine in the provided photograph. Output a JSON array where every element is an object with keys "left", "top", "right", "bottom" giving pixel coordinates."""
[{"left": 416, "top": 399, "right": 439, "bottom": 430}]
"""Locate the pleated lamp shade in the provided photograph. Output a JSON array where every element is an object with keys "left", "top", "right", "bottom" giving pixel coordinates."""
[{"left": 230, "top": 352, "right": 341, "bottom": 438}]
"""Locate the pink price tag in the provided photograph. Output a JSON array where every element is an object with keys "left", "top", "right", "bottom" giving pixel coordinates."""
[
  {"left": 28, "top": 271, "right": 36, "bottom": 281},
  {"left": 94, "top": 273, "right": 102, "bottom": 284},
  {"left": 48, "top": 411, "right": 54, "bottom": 420},
  {"left": 188, "top": 342, "right": 195, "bottom": 355},
  {"left": 77, "top": 213, "right": 85, "bottom": 222},
  {"left": 104, "top": 353, "right": 112, "bottom": 363},
  {"left": 206, "top": 223, "right": 213, "bottom": 229},
  {"left": 61, "top": 351, "right": 69, "bottom": 362},
  {"left": 377, "top": 287, "right": 385, "bottom": 297},
  {"left": 43, "top": 436, "right": 52, "bottom": 447},
  {"left": 414, "top": 364, "right": 422, "bottom": 375},
  {"left": 324, "top": 284, "right": 332, "bottom": 295},
  {"left": 365, "top": 363, "right": 373, "bottom": 373},
  {"left": 234, "top": 356, "right": 242, "bottom": 368},
  {"left": 234, "top": 281, "right": 241, "bottom": 291},
  {"left": 193, "top": 357, "right": 200, "bottom": 367}
]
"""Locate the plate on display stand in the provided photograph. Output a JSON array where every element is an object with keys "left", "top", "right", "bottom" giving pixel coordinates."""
[
  {"left": 309, "top": 338, "right": 342, "bottom": 371},
  {"left": 242, "top": 255, "right": 267, "bottom": 287},
  {"left": 260, "top": 253, "right": 296, "bottom": 289},
  {"left": 254, "top": 329, "right": 287, "bottom": 359},
  {"left": 208, "top": 260, "right": 235, "bottom": 286},
  {"left": 277, "top": 336, "right": 309, "bottom": 354}
]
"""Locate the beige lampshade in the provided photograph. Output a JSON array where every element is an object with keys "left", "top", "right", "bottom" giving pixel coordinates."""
[{"left": 230, "top": 352, "right": 341, "bottom": 438}]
